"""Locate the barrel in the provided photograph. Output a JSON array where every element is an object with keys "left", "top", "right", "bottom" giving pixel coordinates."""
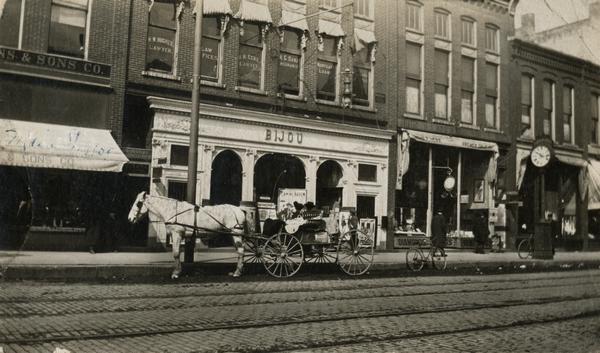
[{"left": 239, "top": 201, "right": 260, "bottom": 234}]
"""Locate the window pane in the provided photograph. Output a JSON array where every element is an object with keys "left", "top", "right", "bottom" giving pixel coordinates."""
[
  {"left": 542, "top": 81, "right": 553, "bottom": 109},
  {"left": 486, "top": 27, "right": 497, "bottom": 51},
  {"left": 486, "top": 63, "right": 497, "bottom": 92},
  {"left": 321, "top": 36, "right": 337, "bottom": 57},
  {"left": 48, "top": 3, "right": 87, "bottom": 57},
  {"left": 407, "top": 4, "right": 421, "bottom": 31},
  {"left": 238, "top": 44, "right": 263, "bottom": 89},
  {"left": 278, "top": 52, "right": 301, "bottom": 95},
  {"left": 202, "top": 16, "right": 221, "bottom": 37},
  {"left": 543, "top": 110, "right": 551, "bottom": 136},
  {"left": 435, "top": 12, "right": 448, "bottom": 38},
  {"left": 201, "top": 37, "right": 220, "bottom": 81},
  {"left": 168, "top": 181, "right": 187, "bottom": 201},
  {"left": 563, "top": 86, "right": 573, "bottom": 111},
  {"left": 592, "top": 95, "right": 599, "bottom": 120},
  {"left": 461, "top": 90, "right": 473, "bottom": 123},
  {"left": 485, "top": 96, "right": 496, "bottom": 128},
  {"left": 461, "top": 56, "right": 474, "bottom": 87},
  {"left": 434, "top": 84, "right": 447, "bottom": 119},
  {"left": 521, "top": 75, "right": 532, "bottom": 105},
  {"left": 0, "top": 0, "right": 22, "bottom": 47},
  {"left": 434, "top": 50, "right": 449, "bottom": 85},
  {"left": 563, "top": 120, "right": 571, "bottom": 143},
  {"left": 406, "top": 78, "right": 420, "bottom": 114},
  {"left": 462, "top": 20, "right": 473, "bottom": 45},
  {"left": 149, "top": 0, "right": 177, "bottom": 29},
  {"left": 353, "top": 66, "right": 370, "bottom": 104},
  {"left": 146, "top": 26, "right": 176, "bottom": 72},
  {"left": 170, "top": 145, "right": 189, "bottom": 166},
  {"left": 281, "top": 29, "right": 301, "bottom": 52},
  {"left": 406, "top": 42, "right": 421, "bottom": 77},
  {"left": 358, "top": 164, "right": 377, "bottom": 182},
  {"left": 317, "top": 59, "right": 337, "bottom": 100}
]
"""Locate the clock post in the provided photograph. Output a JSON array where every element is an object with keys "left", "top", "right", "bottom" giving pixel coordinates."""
[{"left": 531, "top": 139, "right": 554, "bottom": 260}]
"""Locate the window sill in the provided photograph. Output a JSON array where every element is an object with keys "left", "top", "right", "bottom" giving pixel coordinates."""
[
  {"left": 485, "top": 49, "right": 500, "bottom": 56},
  {"left": 404, "top": 112, "right": 424, "bottom": 120},
  {"left": 353, "top": 13, "right": 374, "bottom": 22},
  {"left": 142, "top": 70, "right": 181, "bottom": 82},
  {"left": 558, "top": 143, "right": 582, "bottom": 151},
  {"left": 356, "top": 181, "right": 381, "bottom": 187},
  {"left": 433, "top": 118, "right": 454, "bottom": 126},
  {"left": 316, "top": 99, "right": 340, "bottom": 107},
  {"left": 352, "top": 104, "right": 376, "bottom": 112},
  {"left": 201, "top": 80, "right": 226, "bottom": 89},
  {"left": 434, "top": 35, "right": 451, "bottom": 43},
  {"left": 517, "top": 136, "right": 535, "bottom": 143},
  {"left": 236, "top": 86, "right": 268, "bottom": 96},
  {"left": 406, "top": 28, "right": 424, "bottom": 36},
  {"left": 483, "top": 127, "right": 503, "bottom": 134},
  {"left": 459, "top": 123, "right": 479, "bottom": 130},
  {"left": 281, "top": 94, "right": 307, "bottom": 102}
]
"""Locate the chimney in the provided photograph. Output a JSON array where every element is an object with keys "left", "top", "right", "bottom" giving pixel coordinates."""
[{"left": 517, "top": 13, "right": 536, "bottom": 38}]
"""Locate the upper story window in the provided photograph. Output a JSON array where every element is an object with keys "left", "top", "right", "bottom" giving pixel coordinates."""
[
  {"left": 317, "top": 35, "right": 339, "bottom": 102},
  {"left": 354, "top": 0, "right": 371, "bottom": 18},
  {"left": 49, "top": 0, "right": 89, "bottom": 58},
  {"left": 485, "top": 63, "right": 499, "bottom": 129},
  {"left": 434, "top": 49, "right": 450, "bottom": 120},
  {"left": 563, "top": 85, "right": 575, "bottom": 144},
  {"left": 170, "top": 144, "right": 189, "bottom": 166},
  {"left": 406, "top": 3, "right": 422, "bottom": 32},
  {"left": 201, "top": 16, "right": 225, "bottom": 84},
  {"left": 460, "top": 56, "right": 475, "bottom": 124},
  {"left": 320, "top": 0, "right": 338, "bottom": 8},
  {"left": 0, "top": 0, "right": 23, "bottom": 48},
  {"left": 406, "top": 42, "right": 422, "bottom": 115},
  {"left": 434, "top": 10, "right": 449, "bottom": 39},
  {"left": 146, "top": 0, "right": 179, "bottom": 74},
  {"left": 485, "top": 25, "right": 499, "bottom": 53},
  {"left": 461, "top": 18, "right": 476, "bottom": 46},
  {"left": 278, "top": 28, "right": 303, "bottom": 96},
  {"left": 542, "top": 79, "right": 555, "bottom": 139},
  {"left": 238, "top": 22, "right": 266, "bottom": 90},
  {"left": 521, "top": 74, "right": 534, "bottom": 139},
  {"left": 358, "top": 164, "right": 377, "bottom": 182},
  {"left": 592, "top": 93, "right": 600, "bottom": 145},
  {"left": 352, "top": 43, "right": 373, "bottom": 107}
]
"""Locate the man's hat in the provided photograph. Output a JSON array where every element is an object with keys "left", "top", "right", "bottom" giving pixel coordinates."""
[
  {"left": 305, "top": 201, "right": 315, "bottom": 210},
  {"left": 293, "top": 201, "right": 303, "bottom": 210}
]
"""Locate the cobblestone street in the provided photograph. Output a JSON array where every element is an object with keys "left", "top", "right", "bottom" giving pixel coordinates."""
[{"left": 1, "top": 270, "right": 599, "bottom": 352}]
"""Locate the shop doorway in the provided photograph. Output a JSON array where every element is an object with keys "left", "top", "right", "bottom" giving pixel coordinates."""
[
  {"left": 316, "top": 160, "right": 343, "bottom": 212},
  {"left": 254, "top": 153, "right": 305, "bottom": 203},
  {"left": 432, "top": 146, "right": 459, "bottom": 234},
  {"left": 0, "top": 167, "right": 31, "bottom": 249},
  {"left": 210, "top": 150, "right": 242, "bottom": 206}
]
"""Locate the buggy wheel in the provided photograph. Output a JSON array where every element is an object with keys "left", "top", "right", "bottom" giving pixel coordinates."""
[
  {"left": 431, "top": 247, "right": 447, "bottom": 270},
  {"left": 337, "top": 229, "right": 374, "bottom": 276},
  {"left": 243, "top": 237, "right": 265, "bottom": 264},
  {"left": 406, "top": 247, "right": 425, "bottom": 271},
  {"left": 262, "top": 232, "right": 304, "bottom": 278},
  {"left": 517, "top": 238, "right": 532, "bottom": 259},
  {"left": 305, "top": 244, "right": 336, "bottom": 264}
]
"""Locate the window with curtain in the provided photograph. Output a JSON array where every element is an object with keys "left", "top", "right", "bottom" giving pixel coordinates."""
[
  {"left": 352, "top": 46, "right": 372, "bottom": 106},
  {"left": 461, "top": 56, "right": 475, "bottom": 124},
  {"left": 317, "top": 35, "right": 338, "bottom": 101},
  {"left": 521, "top": 75, "right": 534, "bottom": 138},
  {"left": 0, "top": 0, "right": 22, "bottom": 48},
  {"left": 592, "top": 93, "right": 600, "bottom": 144},
  {"left": 146, "top": 0, "right": 177, "bottom": 73},
  {"left": 434, "top": 10, "right": 449, "bottom": 39},
  {"left": 542, "top": 80, "right": 554, "bottom": 138},
  {"left": 406, "top": 42, "right": 421, "bottom": 115},
  {"left": 563, "top": 86, "right": 574, "bottom": 144},
  {"left": 485, "top": 63, "right": 498, "bottom": 129},
  {"left": 238, "top": 23, "right": 265, "bottom": 90},
  {"left": 461, "top": 18, "right": 475, "bottom": 46},
  {"left": 434, "top": 49, "right": 449, "bottom": 119},
  {"left": 278, "top": 28, "right": 302, "bottom": 96},
  {"left": 201, "top": 16, "right": 223, "bottom": 83},
  {"left": 49, "top": 0, "right": 89, "bottom": 58},
  {"left": 485, "top": 25, "right": 498, "bottom": 52},
  {"left": 406, "top": 3, "right": 422, "bottom": 32}
]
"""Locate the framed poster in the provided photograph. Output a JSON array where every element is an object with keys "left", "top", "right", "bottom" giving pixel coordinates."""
[
  {"left": 277, "top": 188, "right": 306, "bottom": 212},
  {"left": 473, "top": 179, "right": 485, "bottom": 203},
  {"left": 359, "top": 218, "right": 377, "bottom": 246}
]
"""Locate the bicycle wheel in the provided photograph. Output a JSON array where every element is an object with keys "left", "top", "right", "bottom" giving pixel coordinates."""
[
  {"left": 431, "top": 247, "right": 447, "bottom": 270},
  {"left": 406, "top": 247, "right": 425, "bottom": 271},
  {"left": 517, "top": 238, "right": 532, "bottom": 259}
]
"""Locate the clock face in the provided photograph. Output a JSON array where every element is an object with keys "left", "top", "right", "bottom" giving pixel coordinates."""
[{"left": 531, "top": 145, "right": 551, "bottom": 167}]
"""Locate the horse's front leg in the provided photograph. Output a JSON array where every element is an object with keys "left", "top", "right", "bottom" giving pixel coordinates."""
[
  {"left": 231, "top": 235, "right": 244, "bottom": 277},
  {"left": 171, "top": 228, "right": 183, "bottom": 279}
]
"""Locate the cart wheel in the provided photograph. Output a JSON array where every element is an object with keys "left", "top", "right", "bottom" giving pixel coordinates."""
[
  {"left": 305, "top": 244, "right": 336, "bottom": 264},
  {"left": 431, "top": 247, "right": 447, "bottom": 270},
  {"left": 262, "top": 232, "right": 304, "bottom": 278},
  {"left": 243, "top": 237, "right": 265, "bottom": 264},
  {"left": 406, "top": 247, "right": 425, "bottom": 271},
  {"left": 337, "top": 229, "right": 374, "bottom": 276}
]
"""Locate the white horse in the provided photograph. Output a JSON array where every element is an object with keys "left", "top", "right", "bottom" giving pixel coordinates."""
[{"left": 127, "top": 191, "right": 247, "bottom": 279}]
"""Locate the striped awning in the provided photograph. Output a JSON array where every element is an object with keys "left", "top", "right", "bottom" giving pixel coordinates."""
[
  {"left": 318, "top": 19, "right": 345, "bottom": 37},
  {"left": 588, "top": 159, "right": 600, "bottom": 209},
  {"left": 280, "top": 10, "right": 308, "bottom": 31},
  {"left": 235, "top": 0, "right": 272, "bottom": 24},
  {"left": 354, "top": 28, "right": 376, "bottom": 51}
]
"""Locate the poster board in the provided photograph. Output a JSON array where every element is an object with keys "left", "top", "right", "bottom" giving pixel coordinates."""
[
  {"left": 359, "top": 218, "right": 377, "bottom": 245},
  {"left": 277, "top": 188, "right": 307, "bottom": 212}
]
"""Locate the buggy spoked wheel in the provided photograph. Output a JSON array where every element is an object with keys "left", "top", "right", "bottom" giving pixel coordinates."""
[
  {"left": 337, "top": 229, "right": 374, "bottom": 276},
  {"left": 517, "top": 238, "right": 533, "bottom": 259},
  {"left": 305, "top": 245, "right": 336, "bottom": 264},
  {"left": 431, "top": 247, "right": 447, "bottom": 270},
  {"left": 406, "top": 247, "right": 425, "bottom": 271},
  {"left": 262, "top": 233, "right": 304, "bottom": 278},
  {"left": 243, "top": 237, "right": 265, "bottom": 264}
]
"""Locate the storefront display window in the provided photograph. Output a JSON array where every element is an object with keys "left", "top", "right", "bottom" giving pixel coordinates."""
[
  {"left": 396, "top": 142, "right": 428, "bottom": 233},
  {"left": 49, "top": 0, "right": 89, "bottom": 58},
  {"left": 0, "top": 0, "right": 22, "bottom": 48},
  {"left": 238, "top": 23, "right": 265, "bottom": 90},
  {"left": 146, "top": 0, "right": 178, "bottom": 73}
]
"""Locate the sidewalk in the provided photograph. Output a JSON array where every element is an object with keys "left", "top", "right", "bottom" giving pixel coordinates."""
[{"left": 1, "top": 248, "right": 599, "bottom": 281}]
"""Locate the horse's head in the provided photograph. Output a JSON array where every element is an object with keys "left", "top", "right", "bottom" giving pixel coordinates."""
[{"left": 128, "top": 191, "right": 148, "bottom": 224}]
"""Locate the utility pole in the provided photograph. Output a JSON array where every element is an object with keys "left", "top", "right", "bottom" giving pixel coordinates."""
[{"left": 184, "top": 0, "right": 204, "bottom": 264}]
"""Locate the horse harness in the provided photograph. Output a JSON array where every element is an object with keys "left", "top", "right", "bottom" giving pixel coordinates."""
[{"left": 163, "top": 202, "right": 244, "bottom": 234}]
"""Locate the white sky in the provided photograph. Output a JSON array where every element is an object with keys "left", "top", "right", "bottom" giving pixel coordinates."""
[{"left": 515, "top": 0, "right": 592, "bottom": 31}]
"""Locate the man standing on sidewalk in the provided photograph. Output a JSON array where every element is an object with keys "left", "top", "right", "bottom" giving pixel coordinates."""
[{"left": 473, "top": 212, "right": 489, "bottom": 254}]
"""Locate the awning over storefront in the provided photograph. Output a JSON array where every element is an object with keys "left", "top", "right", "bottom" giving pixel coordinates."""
[
  {"left": 0, "top": 119, "right": 129, "bottom": 172},
  {"left": 354, "top": 28, "right": 377, "bottom": 52},
  {"left": 403, "top": 129, "right": 499, "bottom": 156},
  {"left": 235, "top": 0, "right": 272, "bottom": 24},
  {"left": 587, "top": 159, "right": 600, "bottom": 210},
  {"left": 197, "top": 0, "right": 233, "bottom": 16},
  {"left": 556, "top": 154, "right": 588, "bottom": 168},
  {"left": 0, "top": 0, "right": 7, "bottom": 18},
  {"left": 318, "top": 19, "right": 345, "bottom": 37}
]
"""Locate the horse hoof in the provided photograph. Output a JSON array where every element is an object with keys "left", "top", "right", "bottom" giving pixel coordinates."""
[
  {"left": 228, "top": 271, "right": 241, "bottom": 278},
  {"left": 171, "top": 274, "right": 179, "bottom": 279}
]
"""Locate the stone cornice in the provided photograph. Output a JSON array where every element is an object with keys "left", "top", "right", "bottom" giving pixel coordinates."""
[
  {"left": 465, "top": 0, "right": 510, "bottom": 14},
  {"left": 147, "top": 96, "right": 395, "bottom": 142}
]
